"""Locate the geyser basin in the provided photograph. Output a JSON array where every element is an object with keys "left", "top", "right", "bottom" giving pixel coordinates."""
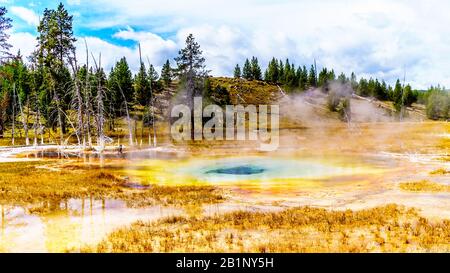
[{"left": 127, "top": 155, "right": 385, "bottom": 195}]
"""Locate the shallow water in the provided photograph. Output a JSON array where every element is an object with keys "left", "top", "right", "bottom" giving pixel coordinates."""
[
  {"left": 0, "top": 199, "right": 180, "bottom": 252},
  {"left": 183, "top": 157, "right": 379, "bottom": 182}
]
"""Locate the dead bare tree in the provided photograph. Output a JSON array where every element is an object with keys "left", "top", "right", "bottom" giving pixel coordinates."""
[
  {"left": 68, "top": 49, "right": 84, "bottom": 147},
  {"left": 90, "top": 52, "right": 105, "bottom": 150},
  {"left": 117, "top": 82, "right": 133, "bottom": 147},
  {"left": 11, "top": 82, "right": 15, "bottom": 146},
  {"left": 146, "top": 56, "right": 157, "bottom": 147},
  {"left": 30, "top": 85, "right": 43, "bottom": 146},
  {"left": 53, "top": 87, "right": 65, "bottom": 146},
  {"left": 84, "top": 39, "right": 92, "bottom": 148},
  {"left": 33, "top": 105, "right": 38, "bottom": 146},
  {"left": 15, "top": 85, "right": 29, "bottom": 145}
]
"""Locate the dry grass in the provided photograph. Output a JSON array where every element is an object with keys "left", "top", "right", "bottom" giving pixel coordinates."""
[
  {"left": 0, "top": 161, "right": 224, "bottom": 212},
  {"left": 82, "top": 204, "right": 450, "bottom": 253},
  {"left": 209, "top": 77, "right": 282, "bottom": 105},
  {"left": 399, "top": 180, "right": 450, "bottom": 193},
  {"left": 430, "top": 168, "right": 450, "bottom": 175}
]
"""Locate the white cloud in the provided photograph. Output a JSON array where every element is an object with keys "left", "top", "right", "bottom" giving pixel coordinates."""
[
  {"left": 76, "top": 0, "right": 450, "bottom": 89},
  {"left": 6, "top": 0, "right": 450, "bottom": 88},
  {"left": 75, "top": 36, "right": 135, "bottom": 73},
  {"left": 9, "top": 31, "right": 36, "bottom": 58},
  {"left": 10, "top": 6, "right": 39, "bottom": 26},
  {"left": 67, "top": 0, "right": 81, "bottom": 5},
  {"left": 75, "top": 30, "right": 178, "bottom": 75}
]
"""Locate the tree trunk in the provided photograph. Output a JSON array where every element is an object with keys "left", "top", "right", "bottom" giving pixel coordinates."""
[
  {"left": 119, "top": 85, "right": 133, "bottom": 147},
  {"left": 91, "top": 53, "right": 105, "bottom": 150},
  {"left": 84, "top": 39, "right": 92, "bottom": 148},
  {"left": 11, "top": 83, "right": 15, "bottom": 146},
  {"left": 96, "top": 81, "right": 105, "bottom": 149},
  {"left": 86, "top": 105, "right": 92, "bottom": 147},
  {"left": 38, "top": 109, "right": 44, "bottom": 145},
  {"left": 0, "top": 118, "right": 3, "bottom": 138},
  {"left": 33, "top": 109, "right": 38, "bottom": 146},
  {"left": 62, "top": 118, "right": 67, "bottom": 135},
  {"left": 69, "top": 56, "right": 84, "bottom": 147},
  {"left": 54, "top": 91, "right": 64, "bottom": 146},
  {"left": 146, "top": 57, "right": 157, "bottom": 147},
  {"left": 76, "top": 81, "right": 84, "bottom": 147},
  {"left": 16, "top": 88, "right": 29, "bottom": 145}
]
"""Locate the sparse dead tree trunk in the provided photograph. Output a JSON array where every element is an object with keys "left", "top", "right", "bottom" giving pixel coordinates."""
[
  {"left": 38, "top": 109, "right": 44, "bottom": 145},
  {"left": 91, "top": 52, "right": 105, "bottom": 150},
  {"left": 84, "top": 39, "right": 92, "bottom": 148},
  {"left": 11, "top": 83, "right": 15, "bottom": 146},
  {"left": 26, "top": 98, "right": 31, "bottom": 144},
  {"left": 15, "top": 87, "right": 29, "bottom": 145},
  {"left": 146, "top": 57, "right": 157, "bottom": 147},
  {"left": 29, "top": 67, "right": 42, "bottom": 146},
  {"left": 54, "top": 90, "right": 65, "bottom": 146},
  {"left": 33, "top": 108, "right": 38, "bottom": 146},
  {"left": 86, "top": 98, "right": 93, "bottom": 147},
  {"left": 69, "top": 50, "right": 84, "bottom": 147},
  {"left": 117, "top": 83, "right": 133, "bottom": 147},
  {"left": 108, "top": 100, "right": 114, "bottom": 131}
]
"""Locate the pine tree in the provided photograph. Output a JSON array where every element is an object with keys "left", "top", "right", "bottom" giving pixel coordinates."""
[
  {"left": 148, "top": 64, "right": 159, "bottom": 82},
  {"left": 283, "top": 59, "right": 296, "bottom": 87},
  {"left": 242, "top": 58, "right": 252, "bottom": 80},
  {"left": 350, "top": 72, "right": 358, "bottom": 90},
  {"left": 0, "top": 53, "right": 31, "bottom": 141},
  {"left": 278, "top": 60, "right": 284, "bottom": 83},
  {"left": 402, "top": 84, "right": 416, "bottom": 107},
  {"left": 0, "top": 7, "right": 12, "bottom": 61},
  {"left": 426, "top": 86, "right": 449, "bottom": 120},
  {"left": 393, "top": 79, "right": 403, "bottom": 112},
  {"left": 337, "top": 72, "right": 347, "bottom": 84},
  {"left": 328, "top": 69, "right": 335, "bottom": 81},
  {"left": 265, "top": 57, "right": 279, "bottom": 83},
  {"left": 299, "top": 65, "right": 308, "bottom": 91},
  {"left": 367, "top": 78, "right": 376, "bottom": 97},
  {"left": 233, "top": 64, "right": 241, "bottom": 78},
  {"left": 174, "top": 34, "right": 208, "bottom": 138},
  {"left": 161, "top": 59, "right": 172, "bottom": 86},
  {"left": 295, "top": 66, "right": 302, "bottom": 87},
  {"left": 174, "top": 33, "right": 208, "bottom": 106},
  {"left": 36, "top": 2, "right": 76, "bottom": 139},
  {"left": 381, "top": 80, "right": 388, "bottom": 99},
  {"left": 308, "top": 65, "right": 317, "bottom": 88},
  {"left": 134, "top": 62, "right": 150, "bottom": 106},
  {"left": 357, "top": 78, "right": 369, "bottom": 96},
  {"left": 318, "top": 68, "right": 328, "bottom": 87},
  {"left": 291, "top": 63, "right": 298, "bottom": 87},
  {"left": 250, "top": 56, "right": 262, "bottom": 80},
  {"left": 373, "top": 79, "right": 389, "bottom": 100},
  {"left": 37, "top": 3, "right": 76, "bottom": 69},
  {"left": 281, "top": 59, "right": 290, "bottom": 84},
  {"left": 108, "top": 57, "right": 134, "bottom": 113}
]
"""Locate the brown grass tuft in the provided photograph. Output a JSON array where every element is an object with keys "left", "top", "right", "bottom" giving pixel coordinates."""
[{"left": 399, "top": 180, "right": 450, "bottom": 193}]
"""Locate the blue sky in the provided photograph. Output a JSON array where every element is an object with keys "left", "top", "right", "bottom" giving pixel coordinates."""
[{"left": 3, "top": 0, "right": 450, "bottom": 89}]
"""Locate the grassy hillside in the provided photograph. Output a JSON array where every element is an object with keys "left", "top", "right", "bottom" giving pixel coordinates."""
[{"left": 207, "top": 77, "right": 282, "bottom": 105}]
